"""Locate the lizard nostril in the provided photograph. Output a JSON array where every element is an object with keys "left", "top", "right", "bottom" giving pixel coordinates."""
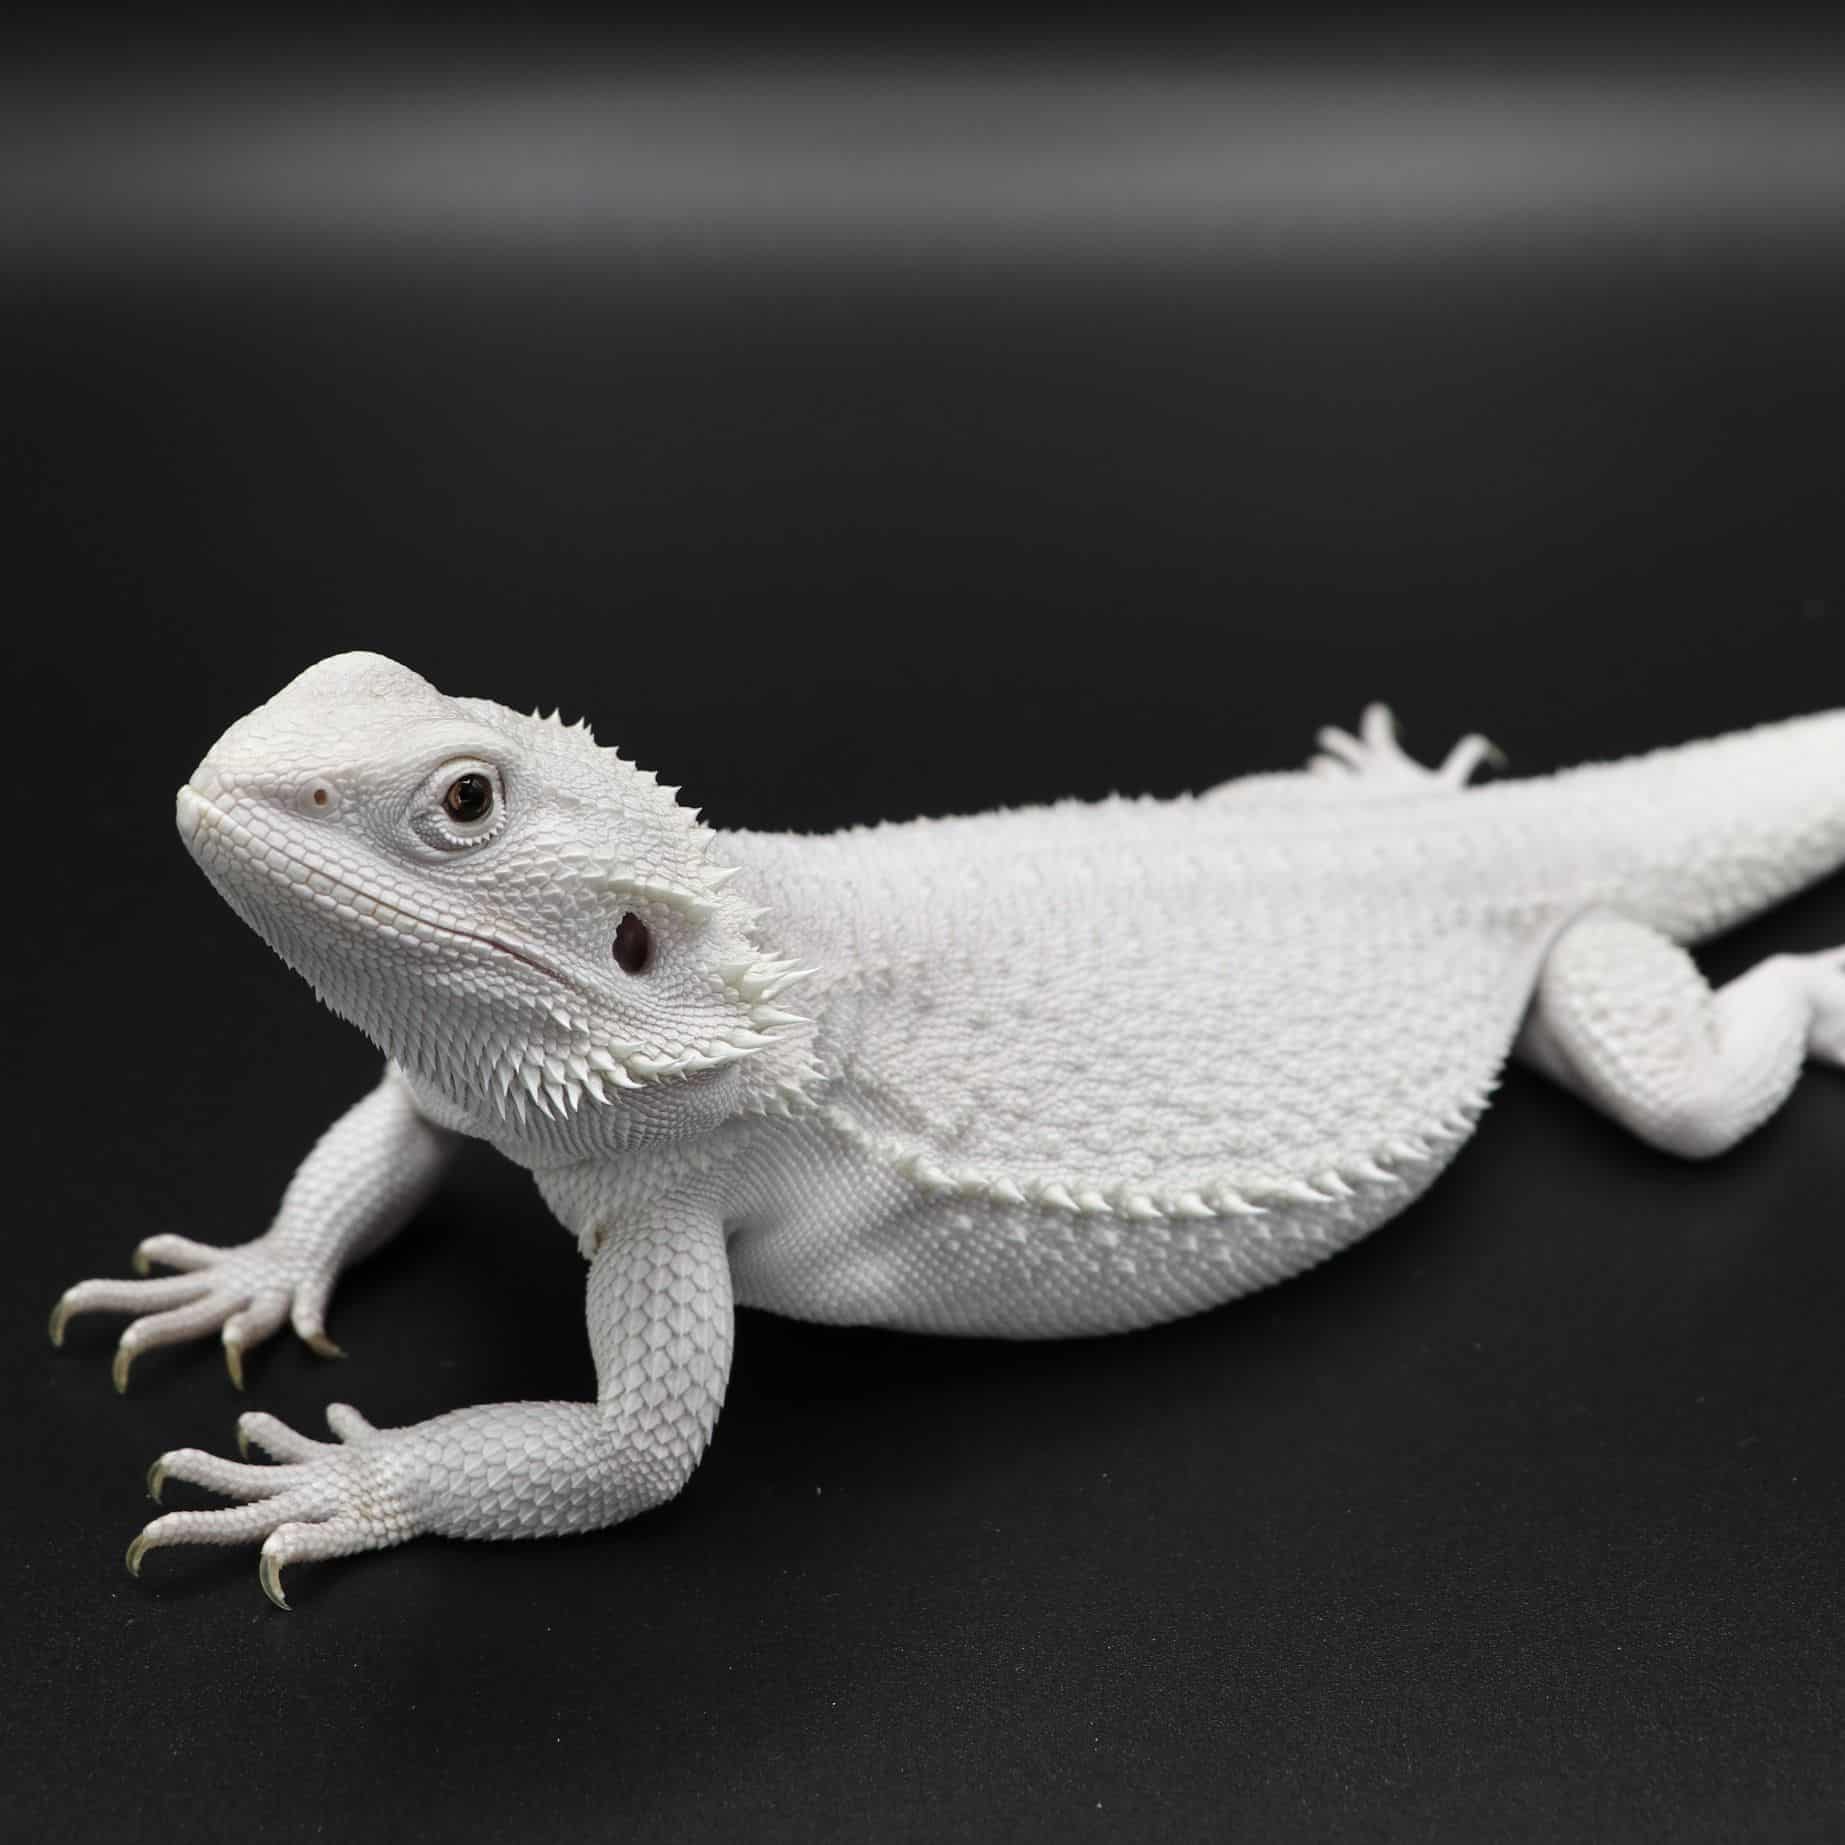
[{"left": 299, "top": 778, "right": 340, "bottom": 817}]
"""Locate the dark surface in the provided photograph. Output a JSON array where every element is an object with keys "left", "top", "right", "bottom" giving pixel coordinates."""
[{"left": 3, "top": 33, "right": 1843, "bottom": 1843}]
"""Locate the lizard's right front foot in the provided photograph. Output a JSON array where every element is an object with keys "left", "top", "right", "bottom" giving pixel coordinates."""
[
  {"left": 1310, "top": 703, "right": 1503, "bottom": 790},
  {"left": 135, "top": 1404, "right": 421, "bottom": 1609},
  {"left": 50, "top": 1230, "right": 346, "bottom": 1393}
]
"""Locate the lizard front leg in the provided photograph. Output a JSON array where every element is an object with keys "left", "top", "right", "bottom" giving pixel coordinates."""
[
  {"left": 128, "top": 1202, "right": 733, "bottom": 1606},
  {"left": 51, "top": 1063, "right": 460, "bottom": 1390}
]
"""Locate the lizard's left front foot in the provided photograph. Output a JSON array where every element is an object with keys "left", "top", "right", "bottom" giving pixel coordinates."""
[
  {"left": 1311, "top": 703, "right": 1503, "bottom": 790},
  {"left": 49, "top": 1230, "right": 348, "bottom": 1394},
  {"left": 134, "top": 1405, "right": 420, "bottom": 1608}
]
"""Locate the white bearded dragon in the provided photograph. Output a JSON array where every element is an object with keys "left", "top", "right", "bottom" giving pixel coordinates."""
[{"left": 51, "top": 653, "right": 1845, "bottom": 1606}]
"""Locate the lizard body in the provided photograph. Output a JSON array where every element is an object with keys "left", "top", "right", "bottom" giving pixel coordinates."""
[{"left": 53, "top": 653, "right": 1845, "bottom": 1603}]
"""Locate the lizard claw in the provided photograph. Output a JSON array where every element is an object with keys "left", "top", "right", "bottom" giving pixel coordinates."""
[{"left": 258, "top": 1548, "right": 292, "bottom": 1612}]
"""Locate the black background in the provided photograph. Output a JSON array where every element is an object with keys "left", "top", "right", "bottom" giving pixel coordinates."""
[{"left": 4, "top": 19, "right": 1843, "bottom": 1842}]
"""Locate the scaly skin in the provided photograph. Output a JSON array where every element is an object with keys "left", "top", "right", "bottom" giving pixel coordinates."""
[{"left": 51, "top": 654, "right": 1845, "bottom": 1605}]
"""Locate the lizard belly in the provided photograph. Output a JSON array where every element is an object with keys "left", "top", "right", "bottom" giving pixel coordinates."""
[
  {"left": 715, "top": 809, "right": 1568, "bottom": 1336},
  {"left": 722, "top": 1104, "right": 1467, "bottom": 1338}
]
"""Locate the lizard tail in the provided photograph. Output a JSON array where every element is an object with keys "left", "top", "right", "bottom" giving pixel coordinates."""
[{"left": 1536, "top": 707, "right": 1845, "bottom": 945}]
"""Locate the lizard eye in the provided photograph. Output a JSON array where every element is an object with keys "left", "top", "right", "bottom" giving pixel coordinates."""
[
  {"left": 444, "top": 773, "right": 493, "bottom": 823},
  {"left": 612, "top": 912, "right": 651, "bottom": 975},
  {"left": 412, "top": 760, "right": 506, "bottom": 852}
]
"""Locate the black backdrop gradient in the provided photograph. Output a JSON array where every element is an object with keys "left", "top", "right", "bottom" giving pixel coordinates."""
[{"left": 3, "top": 22, "right": 1843, "bottom": 1843}]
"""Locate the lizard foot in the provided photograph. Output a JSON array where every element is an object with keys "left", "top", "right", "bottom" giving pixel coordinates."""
[
  {"left": 1802, "top": 948, "right": 1845, "bottom": 1067},
  {"left": 1310, "top": 703, "right": 1503, "bottom": 790},
  {"left": 134, "top": 1404, "right": 417, "bottom": 1608},
  {"left": 50, "top": 1231, "right": 346, "bottom": 1394}
]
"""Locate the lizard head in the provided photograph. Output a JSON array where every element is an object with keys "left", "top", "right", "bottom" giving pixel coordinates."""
[{"left": 174, "top": 651, "right": 812, "bottom": 1139}]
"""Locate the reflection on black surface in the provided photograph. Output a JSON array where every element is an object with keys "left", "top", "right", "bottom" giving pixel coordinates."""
[{"left": 5, "top": 43, "right": 1845, "bottom": 275}]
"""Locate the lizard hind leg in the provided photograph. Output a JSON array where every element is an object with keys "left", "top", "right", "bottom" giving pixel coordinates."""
[
  {"left": 1516, "top": 910, "right": 1842, "bottom": 1159},
  {"left": 1202, "top": 704, "right": 1503, "bottom": 810},
  {"left": 1309, "top": 703, "right": 1503, "bottom": 790}
]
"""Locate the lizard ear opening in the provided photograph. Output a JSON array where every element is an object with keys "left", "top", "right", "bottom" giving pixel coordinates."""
[{"left": 612, "top": 913, "right": 651, "bottom": 975}]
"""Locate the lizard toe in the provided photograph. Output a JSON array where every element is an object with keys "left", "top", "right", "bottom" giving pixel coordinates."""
[
  {"left": 259, "top": 1517, "right": 387, "bottom": 1610},
  {"left": 237, "top": 1410, "right": 331, "bottom": 1462}
]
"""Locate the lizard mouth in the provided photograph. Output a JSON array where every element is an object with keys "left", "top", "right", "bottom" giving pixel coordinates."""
[{"left": 174, "top": 782, "right": 575, "bottom": 993}]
